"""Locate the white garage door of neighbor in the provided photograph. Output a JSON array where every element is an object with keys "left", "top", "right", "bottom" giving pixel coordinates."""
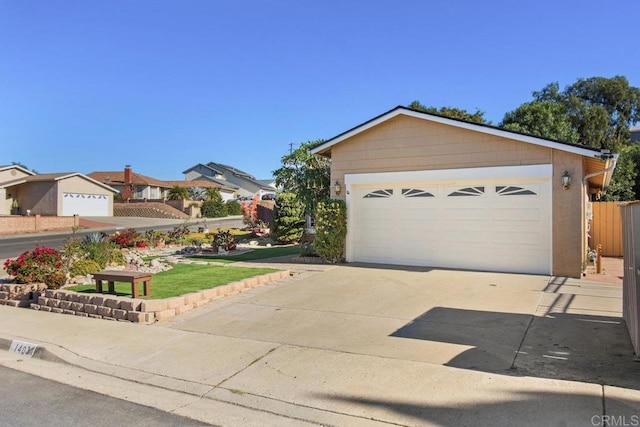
[
  {"left": 62, "top": 193, "right": 110, "bottom": 216},
  {"left": 348, "top": 167, "right": 552, "bottom": 275}
]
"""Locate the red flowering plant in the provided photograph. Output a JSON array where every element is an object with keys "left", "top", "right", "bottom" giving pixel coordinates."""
[
  {"left": 109, "top": 228, "right": 142, "bottom": 248},
  {"left": 3, "top": 245, "right": 64, "bottom": 284}
]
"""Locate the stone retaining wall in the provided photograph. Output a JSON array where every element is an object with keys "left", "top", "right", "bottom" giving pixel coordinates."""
[
  {"left": 28, "top": 270, "right": 290, "bottom": 324},
  {"left": 0, "top": 283, "right": 47, "bottom": 308}
]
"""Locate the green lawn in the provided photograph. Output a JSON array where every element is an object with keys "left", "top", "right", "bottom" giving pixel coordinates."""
[
  {"left": 186, "top": 245, "right": 301, "bottom": 263},
  {"left": 67, "top": 264, "right": 277, "bottom": 299}
]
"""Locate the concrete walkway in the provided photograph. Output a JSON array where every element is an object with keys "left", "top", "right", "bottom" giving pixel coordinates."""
[{"left": 0, "top": 264, "right": 639, "bottom": 426}]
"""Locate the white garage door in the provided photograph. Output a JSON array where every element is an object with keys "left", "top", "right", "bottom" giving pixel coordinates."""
[
  {"left": 347, "top": 165, "right": 552, "bottom": 275},
  {"left": 62, "top": 193, "right": 110, "bottom": 216}
]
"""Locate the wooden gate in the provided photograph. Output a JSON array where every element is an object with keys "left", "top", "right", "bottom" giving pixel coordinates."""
[
  {"left": 620, "top": 202, "right": 640, "bottom": 355},
  {"left": 591, "top": 202, "right": 623, "bottom": 257}
]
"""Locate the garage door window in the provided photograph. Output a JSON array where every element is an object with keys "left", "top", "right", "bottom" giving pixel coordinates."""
[
  {"left": 363, "top": 189, "right": 393, "bottom": 198},
  {"left": 496, "top": 186, "right": 536, "bottom": 196},
  {"left": 402, "top": 189, "right": 434, "bottom": 198},
  {"left": 447, "top": 187, "right": 485, "bottom": 197}
]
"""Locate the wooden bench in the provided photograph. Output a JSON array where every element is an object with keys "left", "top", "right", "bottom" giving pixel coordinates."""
[{"left": 93, "top": 271, "right": 152, "bottom": 299}]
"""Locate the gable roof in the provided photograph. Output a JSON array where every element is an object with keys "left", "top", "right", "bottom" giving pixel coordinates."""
[
  {"left": 188, "top": 175, "right": 240, "bottom": 190},
  {"left": 87, "top": 171, "right": 171, "bottom": 188},
  {"left": 0, "top": 172, "right": 118, "bottom": 192},
  {"left": 181, "top": 163, "right": 225, "bottom": 175},
  {"left": 0, "top": 164, "right": 36, "bottom": 177},
  {"left": 311, "top": 105, "right": 619, "bottom": 191},
  {"left": 311, "top": 105, "right": 610, "bottom": 159}
]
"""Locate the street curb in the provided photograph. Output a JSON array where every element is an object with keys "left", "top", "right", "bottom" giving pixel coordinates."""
[{"left": 0, "top": 336, "right": 67, "bottom": 364}]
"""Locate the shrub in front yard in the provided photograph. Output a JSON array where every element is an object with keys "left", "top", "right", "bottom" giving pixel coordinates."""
[
  {"left": 70, "top": 259, "right": 102, "bottom": 277},
  {"left": 314, "top": 199, "right": 347, "bottom": 263},
  {"left": 225, "top": 200, "right": 242, "bottom": 216},
  {"left": 201, "top": 199, "right": 227, "bottom": 218},
  {"left": 110, "top": 228, "right": 142, "bottom": 248},
  {"left": 272, "top": 192, "right": 305, "bottom": 243},
  {"left": 44, "top": 271, "right": 67, "bottom": 289},
  {"left": 3, "top": 246, "right": 64, "bottom": 284}
]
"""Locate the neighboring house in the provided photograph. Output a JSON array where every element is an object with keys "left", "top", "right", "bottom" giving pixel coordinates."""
[
  {"left": 631, "top": 127, "right": 640, "bottom": 143},
  {"left": 311, "top": 106, "right": 618, "bottom": 278},
  {"left": 183, "top": 162, "right": 274, "bottom": 198},
  {"left": 0, "top": 165, "right": 117, "bottom": 216},
  {"left": 88, "top": 165, "right": 238, "bottom": 202},
  {"left": 164, "top": 179, "right": 238, "bottom": 202},
  {"left": 88, "top": 166, "right": 171, "bottom": 200}
]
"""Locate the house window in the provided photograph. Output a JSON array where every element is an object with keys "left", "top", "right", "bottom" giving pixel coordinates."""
[
  {"left": 496, "top": 186, "right": 536, "bottom": 196},
  {"left": 402, "top": 188, "right": 434, "bottom": 198},
  {"left": 363, "top": 189, "right": 393, "bottom": 198},
  {"left": 447, "top": 187, "right": 485, "bottom": 197}
]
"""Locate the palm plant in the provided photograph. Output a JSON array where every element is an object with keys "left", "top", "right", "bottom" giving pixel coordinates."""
[{"left": 167, "top": 186, "right": 189, "bottom": 200}]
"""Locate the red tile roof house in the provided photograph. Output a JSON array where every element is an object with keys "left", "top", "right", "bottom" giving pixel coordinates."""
[
  {"left": 311, "top": 106, "right": 618, "bottom": 278},
  {"left": 88, "top": 166, "right": 239, "bottom": 202}
]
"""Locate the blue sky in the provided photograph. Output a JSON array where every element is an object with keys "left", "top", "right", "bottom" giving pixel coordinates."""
[{"left": 1, "top": 1, "right": 639, "bottom": 180}]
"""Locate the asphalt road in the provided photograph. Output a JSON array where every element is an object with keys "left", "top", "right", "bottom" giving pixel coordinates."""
[{"left": 0, "top": 365, "right": 209, "bottom": 426}]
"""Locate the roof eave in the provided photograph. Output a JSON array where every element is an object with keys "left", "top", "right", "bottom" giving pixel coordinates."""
[{"left": 311, "top": 106, "right": 605, "bottom": 159}]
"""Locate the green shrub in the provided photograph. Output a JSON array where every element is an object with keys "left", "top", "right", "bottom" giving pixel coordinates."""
[
  {"left": 225, "top": 200, "right": 242, "bottom": 215},
  {"left": 44, "top": 271, "right": 67, "bottom": 289},
  {"left": 70, "top": 259, "right": 102, "bottom": 277},
  {"left": 314, "top": 199, "right": 347, "bottom": 263},
  {"left": 272, "top": 193, "right": 305, "bottom": 244},
  {"left": 201, "top": 199, "right": 227, "bottom": 218},
  {"left": 82, "top": 241, "right": 117, "bottom": 268},
  {"left": 108, "top": 249, "right": 126, "bottom": 266}
]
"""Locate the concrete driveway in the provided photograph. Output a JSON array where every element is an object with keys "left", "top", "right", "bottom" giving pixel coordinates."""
[{"left": 164, "top": 263, "right": 639, "bottom": 389}]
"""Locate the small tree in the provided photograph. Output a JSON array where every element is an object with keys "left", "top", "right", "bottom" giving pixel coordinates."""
[
  {"left": 314, "top": 199, "right": 347, "bottom": 263},
  {"left": 200, "top": 188, "right": 226, "bottom": 217},
  {"left": 225, "top": 200, "right": 242, "bottom": 215},
  {"left": 272, "top": 193, "right": 305, "bottom": 243},
  {"left": 241, "top": 194, "right": 259, "bottom": 226}
]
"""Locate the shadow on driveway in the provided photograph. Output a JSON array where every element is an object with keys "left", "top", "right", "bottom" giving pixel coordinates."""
[{"left": 391, "top": 274, "right": 640, "bottom": 391}]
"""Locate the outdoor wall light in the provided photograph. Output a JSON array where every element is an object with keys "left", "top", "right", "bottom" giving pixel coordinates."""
[
  {"left": 562, "top": 171, "right": 571, "bottom": 190},
  {"left": 334, "top": 180, "right": 342, "bottom": 195}
]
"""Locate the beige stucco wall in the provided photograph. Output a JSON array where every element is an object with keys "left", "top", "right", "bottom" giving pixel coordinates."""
[
  {"left": 20, "top": 182, "right": 58, "bottom": 215},
  {"left": 0, "top": 168, "right": 31, "bottom": 184},
  {"left": 328, "top": 114, "right": 586, "bottom": 277},
  {"left": 57, "top": 176, "right": 114, "bottom": 216}
]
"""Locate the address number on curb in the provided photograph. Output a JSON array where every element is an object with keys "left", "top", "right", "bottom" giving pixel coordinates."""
[{"left": 9, "top": 340, "right": 38, "bottom": 357}]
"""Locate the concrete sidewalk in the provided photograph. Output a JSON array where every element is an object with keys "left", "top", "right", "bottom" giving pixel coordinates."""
[{"left": 0, "top": 267, "right": 639, "bottom": 426}]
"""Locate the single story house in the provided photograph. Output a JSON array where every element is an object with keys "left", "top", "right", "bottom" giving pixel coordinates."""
[
  {"left": 0, "top": 165, "right": 118, "bottom": 216},
  {"left": 311, "top": 106, "right": 618, "bottom": 278},
  {"left": 183, "top": 162, "right": 274, "bottom": 198}
]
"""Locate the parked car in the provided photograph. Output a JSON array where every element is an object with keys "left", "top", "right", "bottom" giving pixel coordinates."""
[{"left": 261, "top": 193, "right": 275, "bottom": 200}]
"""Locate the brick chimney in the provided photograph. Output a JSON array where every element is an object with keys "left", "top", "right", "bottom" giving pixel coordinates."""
[{"left": 121, "top": 165, "right": 133, "bottom": 200}]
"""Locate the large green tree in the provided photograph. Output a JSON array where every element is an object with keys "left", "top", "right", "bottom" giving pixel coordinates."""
[
  {"left": 501, "top": 100, "right": 579, "bottom": 143},
  {"left": 408, "top": 100, "right": 487, "bottom": 124},
  {"left": 501, "top": 76, "right": 640, "bottom": 200},
  {"left": 272, "top": 140, "right": 330, "bottom": 217}
]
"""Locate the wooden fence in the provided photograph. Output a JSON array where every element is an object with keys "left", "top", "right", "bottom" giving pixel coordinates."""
[{"left": 591, "top": 201, "right": 623, "bottom": 257}]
